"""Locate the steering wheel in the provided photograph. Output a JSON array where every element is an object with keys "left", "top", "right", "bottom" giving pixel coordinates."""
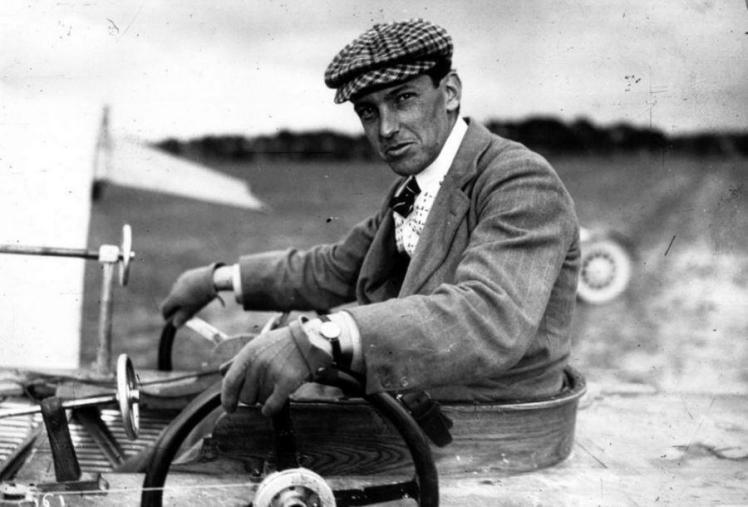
[
  {"left": 149, "top": 315, "right": 438, "bottom": 505},
  {"left": 143, "top": 326, "right": 439, "bottom": 507}
]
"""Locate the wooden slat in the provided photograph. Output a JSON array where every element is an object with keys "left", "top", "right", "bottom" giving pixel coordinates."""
[{"left": 210, "top": 396, "right": 581, "bottom": 476}]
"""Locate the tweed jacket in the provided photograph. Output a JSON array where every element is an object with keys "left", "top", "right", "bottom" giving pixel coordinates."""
[{"left": 238, "top": 119, "right": 580, "bottom": 401}]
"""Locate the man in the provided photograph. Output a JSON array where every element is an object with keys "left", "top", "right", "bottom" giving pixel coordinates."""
[{"left": 161, "top": 19, "right": 580, "bottom": 418}]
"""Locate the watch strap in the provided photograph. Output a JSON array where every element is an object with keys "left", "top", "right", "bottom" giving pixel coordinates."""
[{"left": 319, "top": 314, "right": 352, "bottom": 371}]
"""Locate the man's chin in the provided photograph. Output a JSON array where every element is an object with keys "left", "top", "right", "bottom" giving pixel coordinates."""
[{"left": 384, "top": 156, "right": 425, "bottom": 176}]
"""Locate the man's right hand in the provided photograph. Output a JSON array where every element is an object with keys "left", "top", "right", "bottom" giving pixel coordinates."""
[{"left": 160, "top": 263, "right": 221, "bottom": 327}]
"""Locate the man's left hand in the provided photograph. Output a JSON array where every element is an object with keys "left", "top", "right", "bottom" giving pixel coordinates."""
[{"left": 221, "top": 323, "right": 332, "bottom": 417}]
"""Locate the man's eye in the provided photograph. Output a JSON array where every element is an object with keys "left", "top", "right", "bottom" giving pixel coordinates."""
[
  {"left": 396, "top": 92, "right": 415, "bottom": 104},
  {"left": 357, "top": 107, "right": 376, "bottom": 121}
]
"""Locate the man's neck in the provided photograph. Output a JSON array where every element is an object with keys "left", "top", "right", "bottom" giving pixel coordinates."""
[{"left": 415, "top": 117, "right": 468, "bottom": 190}]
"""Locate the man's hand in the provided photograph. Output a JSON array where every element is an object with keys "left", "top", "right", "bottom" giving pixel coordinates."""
[
  {"left": 221, "top": 321, "right": 332, "bottom": 417},
  {"left": 160, "top": 264, "right": 221, "bottom": 327}
]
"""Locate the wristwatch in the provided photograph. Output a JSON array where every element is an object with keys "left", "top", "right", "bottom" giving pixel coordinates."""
[{"left": 319, "top": 315, "right": 351, "bottom": 371}]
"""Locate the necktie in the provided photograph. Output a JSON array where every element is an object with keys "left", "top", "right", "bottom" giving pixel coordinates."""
[{"left": 389, "top": 177, "right": 421, "bottom": 218}]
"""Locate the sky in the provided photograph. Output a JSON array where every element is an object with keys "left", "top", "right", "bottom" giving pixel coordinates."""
[{"left": 1, "top": 0, "right": 747, "bottom": 142}]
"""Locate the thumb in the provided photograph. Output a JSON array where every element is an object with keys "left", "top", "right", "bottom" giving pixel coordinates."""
[
  {"left": 160, "top": 299, "right": 176, "bottom": 321},
  {"left": 172, "top": 309, "right": 191, "bottom": 328}
]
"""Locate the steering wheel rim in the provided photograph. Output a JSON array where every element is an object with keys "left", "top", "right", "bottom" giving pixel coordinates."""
[
  {"left": 140, "top": 379, "right": 438, "bottom": 506},
  {"left": 157, "top": 321, "right": 177, "bottom": 371}
]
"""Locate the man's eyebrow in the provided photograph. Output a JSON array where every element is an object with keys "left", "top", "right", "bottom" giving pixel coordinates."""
[
  {"left": 384, "top": 83, "right": 415, "bottom": 100},
  {"left": 353, "top": 82, "right": 417, "bottom": 109}
]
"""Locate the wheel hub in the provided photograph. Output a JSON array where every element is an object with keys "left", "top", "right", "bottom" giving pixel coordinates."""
[
  {"left": 582, "top": 252, "right": 616, "bottom": 288},
  {"left": 253, "top": 468, "right": 336, "bottom": 507}
]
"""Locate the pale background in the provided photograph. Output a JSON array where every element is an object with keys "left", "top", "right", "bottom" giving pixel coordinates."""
[{"left": 2, "top": 0, "right": 746, "bottom": 141}]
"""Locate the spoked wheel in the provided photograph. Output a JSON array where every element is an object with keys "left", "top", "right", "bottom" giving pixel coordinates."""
[
  {"left": 577, "top": 229, "right": 634, "bottom": 305},
  {"left": 140, "top": 377, "right": 438, "bottom": 506}
]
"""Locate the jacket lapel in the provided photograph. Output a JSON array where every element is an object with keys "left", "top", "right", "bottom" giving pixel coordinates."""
[{"left": 400, "top": 120, "right": 493, "bottom": 295}]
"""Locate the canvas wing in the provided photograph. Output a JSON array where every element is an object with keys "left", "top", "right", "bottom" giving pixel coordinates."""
[{"left": 97, "top": 136, "right": 266, "bottom": 211}]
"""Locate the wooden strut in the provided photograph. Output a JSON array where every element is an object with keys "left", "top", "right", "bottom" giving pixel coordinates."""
[
  {"left": 96, "top": 261, "right": 116, "bottom": 376},
  {"left": 40, "top": 397, "right": 81, "bottom": 482}
]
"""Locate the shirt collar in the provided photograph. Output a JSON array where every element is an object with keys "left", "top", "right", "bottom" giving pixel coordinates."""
[{"left": 415, "top": 117, "right": 468, "bottom": 192}]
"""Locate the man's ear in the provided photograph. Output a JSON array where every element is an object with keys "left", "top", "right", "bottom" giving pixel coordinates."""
[{"left": 443, "top": 72, "right": 462, "bottom": 113}]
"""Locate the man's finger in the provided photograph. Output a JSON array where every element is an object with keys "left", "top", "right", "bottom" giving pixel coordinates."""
[
  {"left": 261, "top": 384, "right": 291, "bottom": 417},
  {"left": 221, "top": 362, "right": 247, "bottom": 412}
]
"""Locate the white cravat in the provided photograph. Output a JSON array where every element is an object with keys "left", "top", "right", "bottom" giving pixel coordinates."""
[{"left": 394, "top": 118, "right": 468, "bottom": 257}]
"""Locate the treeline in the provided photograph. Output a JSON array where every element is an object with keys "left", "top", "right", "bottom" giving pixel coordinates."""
[
  {"left": 486, "top": 117, "right": 748, "bottom": 157},
  {"left": 158, "top": 129, "right": 379, "bottom": 161},
  {"left": 156, "top": 117, "right": 748, "bottom": 160}
]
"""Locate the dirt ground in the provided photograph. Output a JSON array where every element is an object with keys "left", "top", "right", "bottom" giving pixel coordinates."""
[{"left": 83, "top": 151, "right": 748, "bottom": 394}]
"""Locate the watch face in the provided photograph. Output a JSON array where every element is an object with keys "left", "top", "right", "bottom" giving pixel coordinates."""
[{"left": 319, "top": 321, "right": 341, "bottom": 340}]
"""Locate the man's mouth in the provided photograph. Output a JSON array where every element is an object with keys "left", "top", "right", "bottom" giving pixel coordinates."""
[{"left": 384, "top": 142, "right": 412, "bottom": 158}]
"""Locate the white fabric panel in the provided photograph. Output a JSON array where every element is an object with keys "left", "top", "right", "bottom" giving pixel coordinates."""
[
  {"left": 102, "top": 137, "right": 265, "bottom": 210},
  {"left": 0, "top": 89, "right": 97, "bottom": 369}
]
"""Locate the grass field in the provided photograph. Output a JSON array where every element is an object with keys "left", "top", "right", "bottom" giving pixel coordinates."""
[{"left": 83, "top": 151, "right": 748, "bottom": 394}]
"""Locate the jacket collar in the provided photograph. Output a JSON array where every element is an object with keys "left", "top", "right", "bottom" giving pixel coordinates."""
[{"left": 443, "top": 118, "right": 494, "bottom": 189}]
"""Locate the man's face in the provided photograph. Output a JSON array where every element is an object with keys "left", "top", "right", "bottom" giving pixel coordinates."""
[{"left": 352, "top": 73, "right": 461, "bottom": 176}]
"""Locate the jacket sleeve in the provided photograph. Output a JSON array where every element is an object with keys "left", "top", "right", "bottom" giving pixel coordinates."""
[
  {"left": 236, "top": 211, "right": 384, "bottom": 312},
  {"left": 346, "top": 150, "right": 579, "bottom": 394}
]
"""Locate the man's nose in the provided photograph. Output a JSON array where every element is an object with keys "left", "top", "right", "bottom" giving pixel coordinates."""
[{"left": 379, "top": 109, "right": 399, "bottom": 139}]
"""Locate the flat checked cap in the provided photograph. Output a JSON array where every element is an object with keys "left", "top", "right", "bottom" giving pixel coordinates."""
[{"left": 324, "top": 19, "right": 453, "bottom": 103}]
